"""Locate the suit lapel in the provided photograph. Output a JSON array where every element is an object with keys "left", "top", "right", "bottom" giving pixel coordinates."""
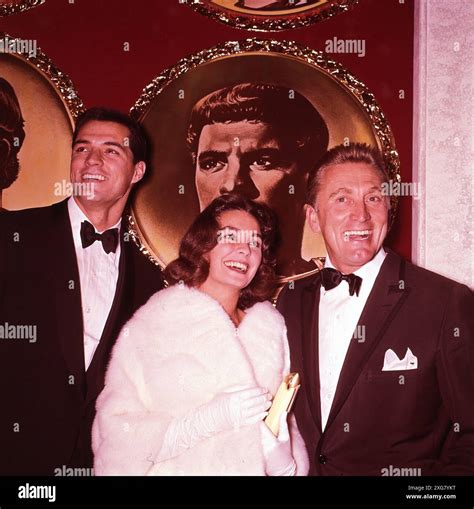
[
  {"left": 324, "top": 250, "right": 411, "bottom": 431},
  {"left": 85, "top": 226, "right": 129, "bottom": 406},
  {"left": 301, "top": 278, "right": 323, "bottom": 434},
  {"left": 50, "top": 200, "right": 86, "bottom": 397}
]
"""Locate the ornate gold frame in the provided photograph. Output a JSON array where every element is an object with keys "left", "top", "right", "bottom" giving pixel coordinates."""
[
  {"left": 0, "top": 0, "right": 45, "bottom": 17},
  {"left": 1, "top": 32, "right": 84, "bottom": 210},
  {"left": 0, "top": 32, "right": 84, "bottom": 119},
  {"left": 130, "top": 38, "right": 400, "bottom": 282},
  {"left": 186, "top": 0, "right": 359, "bottom": 32}
]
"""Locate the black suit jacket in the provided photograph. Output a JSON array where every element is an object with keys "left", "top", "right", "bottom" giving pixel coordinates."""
[
  {"left": 277, "top": 249, "right": 474, "bottom": 476},
  {"left": 0, "top": 200, "right": 165, "bottom": 475}
]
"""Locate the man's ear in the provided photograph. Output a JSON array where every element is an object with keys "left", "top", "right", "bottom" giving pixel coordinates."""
[
  {"left": 305, "top": 203, "right": 321, "bottom": 234},
  {"left": 132, "top": 161, "right": 146, "bottom": 184}
]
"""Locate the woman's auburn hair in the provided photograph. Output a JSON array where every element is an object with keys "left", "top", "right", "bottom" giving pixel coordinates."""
[{"left": 164, "top": 193, "right": 279, "bottom": 309}]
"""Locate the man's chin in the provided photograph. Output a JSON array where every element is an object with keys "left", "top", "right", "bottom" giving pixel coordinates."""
[{"left": 348, "top": 249, "right": 378, "bottom": 268}]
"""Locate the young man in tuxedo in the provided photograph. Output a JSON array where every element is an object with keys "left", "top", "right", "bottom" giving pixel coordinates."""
[
  {"left": 0, "top": 108, "right": 165, "bottom": 475},
  {"left": 277, "top": 142, "right": 474, "bottom": 476}
]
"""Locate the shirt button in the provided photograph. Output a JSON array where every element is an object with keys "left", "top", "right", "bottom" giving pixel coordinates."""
[
  {"left": 86, "top": 308, "right": 91, "bottom": 314},
  {"left": 318, "top": 454, "right": 327, "bottom": 464}
]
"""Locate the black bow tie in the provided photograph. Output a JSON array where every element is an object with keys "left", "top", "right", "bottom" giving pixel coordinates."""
[
  {"left": 80, "top": 220, "right": 119, "bottom": 254},
  {"left": 319, "top": 267, "right": 362, "bottom": 297}
]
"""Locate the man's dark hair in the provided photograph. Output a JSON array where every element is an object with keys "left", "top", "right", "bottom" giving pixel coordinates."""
[
  {"left": 187, "top": 83, "right": 329, "bottom": 171},
  {"left": 73, "top": 107, "right": 147, "bottom": 164},
  {"left": 0, "top": 78, "right": 25, "bottom": 190},
  {"left": 306, "top": 142, "right": 390, "bottom": 206},
  {"left": 165, "top": 192, "right": 279, "bottom": 310}
]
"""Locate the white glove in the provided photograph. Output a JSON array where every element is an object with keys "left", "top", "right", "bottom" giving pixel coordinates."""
[
  {"left": 156, "top": 385, "right": 271, "bottom": 462},
  {"left": 260, "top": 411, "right": 296, "bottom": 476}
]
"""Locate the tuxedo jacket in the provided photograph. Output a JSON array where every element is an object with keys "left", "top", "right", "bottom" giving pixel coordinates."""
[
  {"left": 277, "top": 249, "right": 474, "bottom": 476},
  {"left": 0, "top": 199, "right": 165, "bottom": 475}
]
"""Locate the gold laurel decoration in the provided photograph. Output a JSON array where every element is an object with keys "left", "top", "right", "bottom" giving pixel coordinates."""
[
  {"left": 186, "top": 0, "right": 359, "bottom": 32},
  {"left": 130, "top": 38, "right": 400, "bottom": 277},
  {"left": 0, "top": 31, "right": 84, "bottom": 119},
  {"left": 126, "top": 211, "right": 169, "bottom": 286},
  {"left": 0, "top": 0, "right": 45, "bottom": 17}
]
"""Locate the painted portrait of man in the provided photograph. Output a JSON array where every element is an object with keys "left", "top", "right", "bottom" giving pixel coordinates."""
[
  {"left": 186, "top": 83, "right": 329, "bottom": 275},
  {"left": 129, "top": 40, "right": 392, "bottom": 281}
]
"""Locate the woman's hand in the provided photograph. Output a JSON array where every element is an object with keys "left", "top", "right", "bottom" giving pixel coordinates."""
[
  {"left": 156, "top": 384, "right": 271, "bottom": 462},
  {"left": 260, "top": 411, "right": 296, "bottom": 476},
  {"left": 205, "top": 384, "right": 272, "bottom": 432}
]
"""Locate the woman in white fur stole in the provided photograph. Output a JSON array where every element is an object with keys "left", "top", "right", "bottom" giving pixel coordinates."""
[{"left": 92, "top": 193, "right": 309, "bottom": 475}]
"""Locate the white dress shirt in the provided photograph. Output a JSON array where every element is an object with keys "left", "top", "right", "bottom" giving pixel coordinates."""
[
  {"left": 68, "top": 197, "right": 121, "bottom": 370},
  {"left": 319, "top": 248, "right": 387, "bottom": 430}
]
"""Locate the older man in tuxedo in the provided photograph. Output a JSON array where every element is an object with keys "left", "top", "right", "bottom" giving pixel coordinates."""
[
  {"left": 277, "top": 142, "right": 474, "bottom": 476},
  {"left": 0, "top": 108, "right": 165, "bottom": 475}
]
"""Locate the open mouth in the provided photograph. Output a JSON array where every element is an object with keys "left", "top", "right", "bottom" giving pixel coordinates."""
[
  {"left": 82, "top": 173, "right": 106, "bottom": 182},
  {"left": 223, "top": 261, "right": 248, "bottom": 274},
  {"left": 343, "top": 230, "right": 372, "bottom": 242}
]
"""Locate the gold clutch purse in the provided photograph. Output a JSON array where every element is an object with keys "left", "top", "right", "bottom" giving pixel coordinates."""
[{"left": 264, "top": 373, "right": 300, "bottom": 436}]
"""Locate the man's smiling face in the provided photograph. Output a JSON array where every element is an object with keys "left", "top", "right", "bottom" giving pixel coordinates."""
[
  {"left": 70, "top": 120, "right": 144, "bottom": 207},
  {"left": 306, "top": 161, "right": 389, "bottom": 274}
]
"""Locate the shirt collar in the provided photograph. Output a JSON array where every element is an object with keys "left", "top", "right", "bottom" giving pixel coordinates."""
[
  {"left": 324, "top": 247, "right": 387, "bottom": 295},
  {"left": 67, "top": 196, "right": 122, "bottom": 234}
]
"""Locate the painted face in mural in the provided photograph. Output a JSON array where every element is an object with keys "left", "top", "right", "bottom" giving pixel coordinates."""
[
  {"left": 0, "top": 78, "right": 25, "bottom": 194},
  {"left": 188, "top": 83, "right": 329, "bottom": 276},
  {"left": 195, "top": 120, "right": 302, "bottom": 214}
]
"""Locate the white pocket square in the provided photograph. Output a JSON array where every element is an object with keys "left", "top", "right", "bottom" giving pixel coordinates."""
[{"left": 382, "top": 347, "right": 418, "bottom": 371}]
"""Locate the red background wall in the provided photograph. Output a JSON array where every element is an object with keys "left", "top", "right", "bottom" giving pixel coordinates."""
[{"left": 0, "top": 0, "right": 414, "bottom": 259}]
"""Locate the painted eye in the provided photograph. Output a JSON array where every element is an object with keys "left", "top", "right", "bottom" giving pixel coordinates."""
[
  {"left": 250, "top": 156, "right": 276, "bottom": 171},
  {"left": 199, "top": 158, "right": 225, "bottom": 173}
]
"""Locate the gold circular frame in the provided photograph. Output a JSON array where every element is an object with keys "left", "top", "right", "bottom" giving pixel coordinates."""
[
  {"left": 0, "top": 0, "right": 45, "bottom": 16},
  {"left": 187, "top": 0, "right": 359, "bottom": 32},
  {"left": 0, "top": 32, "right": 84, "bottom": 210},
  {"left": 130, "top": 38, "right": 400, "bottom": 282}
]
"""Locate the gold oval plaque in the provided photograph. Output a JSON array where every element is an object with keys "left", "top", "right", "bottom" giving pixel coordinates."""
[
  {"left": 186, "top": 0, "right": 359, "bottom": 32},
  {"left": 130, "top": 39, "right": 399, "bottom": 282},
  {"left": 0, "top": 32, "right": 84, "bottom": 210},
  {"left": 0, "top": 0, "right": 45, "bottom": 17}
]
